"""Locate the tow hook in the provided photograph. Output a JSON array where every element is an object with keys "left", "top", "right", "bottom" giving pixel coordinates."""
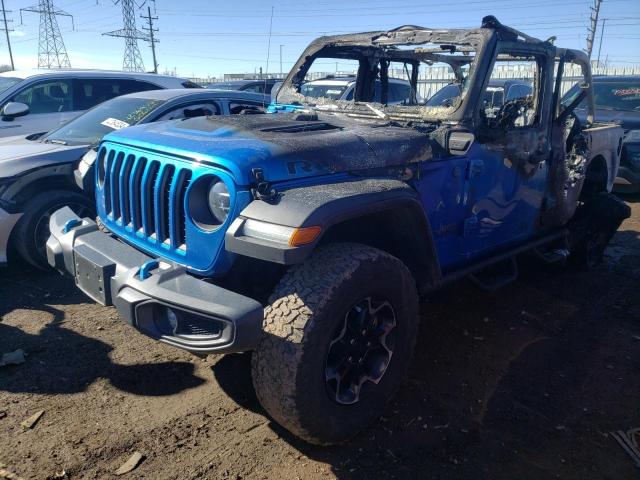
[
  {"left": 63, "top": 218, "right": 83, "bottom": 233},
  {"left": 251, "top": 168, "right": 278, "bottom": 202},
  {"left": 138, "top": 260, "right": 160, "bottom": 280}
]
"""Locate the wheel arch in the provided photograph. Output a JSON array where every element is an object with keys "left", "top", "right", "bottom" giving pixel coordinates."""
[
  {"left": 225, "top": 177, "right": 442, "bottom": 293},
  {"left": 581, "top": 153, "right": 609, "bottom": 200},
  {"left": 1, "top": 164, "right": 80, "bottom": 209}
]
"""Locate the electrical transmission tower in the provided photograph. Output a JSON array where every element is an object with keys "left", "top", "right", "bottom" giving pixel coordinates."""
[
  {"left": 104, "top": 0, "right": 149, "bottom": 72},
  {"left": 585, "top": 0, "right": 603, "bottom": 59},
  {"left": 1, "top": 0, "right": 15, "bottom": 70},
  {"left": 20, "top": 0, "right": 73, "bottom": 69},
  {"left": 141, "top": 6, "right": 158, "bottom": 73}
]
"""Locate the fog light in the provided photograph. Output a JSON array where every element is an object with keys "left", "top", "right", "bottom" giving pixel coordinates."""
[{"left": 166, "top": 308, "right": 178, "bottom": 332}]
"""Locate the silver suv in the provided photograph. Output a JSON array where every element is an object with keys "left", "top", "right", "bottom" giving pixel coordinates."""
[{"left": 0, "top": 70, "right": 200, "bottom": 138}]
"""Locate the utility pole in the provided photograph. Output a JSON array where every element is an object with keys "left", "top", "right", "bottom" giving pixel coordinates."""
[
  {"left": 141, "top": 6, "right": 158, "bottom": 73},
  {"left": 279, "top": 44, "right": 283, "bottom": 77},
  {"left": 585, "top": 0, "right": 602, "bottom": 59},
  {"left": 0, "top": 0, "right": 14, "bottom": 70},
  {"left": 20, "top": 0, "right": 73, "bottom": 68},
  {"left": 104, "top": 0, "right": 148, "bottom": 72},
  {"left": 596, "top": 18, "right": 606, "bottom": 67}
]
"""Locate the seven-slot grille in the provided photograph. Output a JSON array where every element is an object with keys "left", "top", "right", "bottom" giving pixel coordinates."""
[{"left": 101, "top": 147, "right": 192, "bottom": 252}]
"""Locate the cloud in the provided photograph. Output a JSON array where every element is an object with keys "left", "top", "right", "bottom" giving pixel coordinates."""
[{"left": 9, "top": 30, "right": 26, "bottom": 37}]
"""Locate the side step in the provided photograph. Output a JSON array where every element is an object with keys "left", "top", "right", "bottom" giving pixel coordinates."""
[
  {"left": 439, "top": 229, "right": 569, "bottom": 292},
  {"left": 468, "top": 256, "right": 518, "bottom": 292}
]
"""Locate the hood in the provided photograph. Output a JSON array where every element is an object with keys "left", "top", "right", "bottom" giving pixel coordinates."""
[
  {"left": 0, "top": 135, "right": 90, "bottom": 179},
  {"left": 101, "top": 112, "right": 434, "bottom": 186}
]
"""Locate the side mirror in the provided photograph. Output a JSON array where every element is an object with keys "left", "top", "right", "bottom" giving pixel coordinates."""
[
  {"left": 2, "top": 102, "right": 30, "bottom": 120},
  {"left": 448, "top": 131, "right": 475, "bottom": 156}
]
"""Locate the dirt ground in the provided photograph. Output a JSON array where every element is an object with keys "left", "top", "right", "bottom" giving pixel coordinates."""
[{"left": 1, "top": 197, "right": 639, "bottom": 480}]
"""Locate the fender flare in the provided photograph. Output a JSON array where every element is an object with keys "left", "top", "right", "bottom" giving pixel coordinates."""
[{"left": 225, "top": 177, "right": 442, "bottom": 290}]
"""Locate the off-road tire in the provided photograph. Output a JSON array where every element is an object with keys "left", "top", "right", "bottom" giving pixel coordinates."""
[
  {"left": 251, "top": 242, "right": 419, "bottom": 445},
  {"left": 569, "top": 192, "right": 630, "bottom": 269},
  {"left": 13, "top": 190, "right": 94, "bottom": 269}
]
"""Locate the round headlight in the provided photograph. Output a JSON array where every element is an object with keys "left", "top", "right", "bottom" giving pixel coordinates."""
[{"left": 207, "top": 180, "right": 230, "bottom": 223}]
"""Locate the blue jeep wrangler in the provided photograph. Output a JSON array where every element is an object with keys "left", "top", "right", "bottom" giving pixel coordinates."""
[{"left": 47, "top": 17, "right": 630, "bottom": 444}]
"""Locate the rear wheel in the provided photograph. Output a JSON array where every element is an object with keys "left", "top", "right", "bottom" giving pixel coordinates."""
[
  {"left": 251, "top": 242, "right": 419, "bottom": 445},
  {"left": 569, "top": 192, "right": 630, "bottom": 268},
  {"left": 13, "top": 190, "right": 94, "bottom": 269}
]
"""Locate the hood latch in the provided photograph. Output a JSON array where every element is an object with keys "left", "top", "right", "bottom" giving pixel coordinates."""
[{"left": 251, "top": 168, "right": 278, "bottom": 203}]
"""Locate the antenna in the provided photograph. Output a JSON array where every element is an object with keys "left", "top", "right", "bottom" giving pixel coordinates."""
[
  {"left": 262, "top": 5, "right": 274, "bottom": 101},
  {"left": 20, "top": 0, "right": 73, "bottom": 69},
  {"left": 104, "top": 0, "right": 149, "bottom": 72},
  {"left": 0, "top": 0, "right": 15, "bottom": 70}
]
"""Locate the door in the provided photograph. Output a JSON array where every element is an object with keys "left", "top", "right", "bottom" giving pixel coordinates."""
[
  {"left": 0, "top": 79, "right": 75, "bottom": 136},
  {"left": 462, "top": 47, "right": 552, "bottom": 258}
]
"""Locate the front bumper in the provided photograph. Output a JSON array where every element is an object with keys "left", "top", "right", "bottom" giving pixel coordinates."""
[
  {"left": 46, "top": 207, "right": 264, "bottom": 355},
  {"left": 0, "top": 207, "right": 23, "bottom": 266}
]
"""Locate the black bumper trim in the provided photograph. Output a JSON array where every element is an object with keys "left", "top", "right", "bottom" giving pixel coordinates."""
[{"left": 47, "top": 207, "right": 264, "bottom": 354}]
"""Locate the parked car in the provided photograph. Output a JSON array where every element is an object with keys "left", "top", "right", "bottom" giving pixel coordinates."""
[
  {"left": 299, "top": 75, "right": 421, "bottom": 104},
  {"left": 426, "top": 79, "right": 533, "bottom": 113},
  {"left": 206, "top": 78, "right": 283, "bottom": 95},
  {"left": 0, "top": 70, "right": 201, "bottom": 139},
  {"left": 48, "top": 17, "right": 629, "bottom": 446},
  {"left": 0, "top": 89, "right": 269, "bottom": 268},
  {"left": 562, "top": 75, "right": 640, "bottom": 193}
]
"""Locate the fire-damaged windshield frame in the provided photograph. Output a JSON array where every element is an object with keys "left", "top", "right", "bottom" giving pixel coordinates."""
[{"left": 275, "top": 24, "right": 496, "bottom": 123}]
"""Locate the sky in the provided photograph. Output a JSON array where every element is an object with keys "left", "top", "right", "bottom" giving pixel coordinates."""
[{"left": 1, "top": 0, "right": 639, "bottom": 79}]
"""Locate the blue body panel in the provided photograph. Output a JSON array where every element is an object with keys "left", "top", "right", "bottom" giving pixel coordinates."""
[
  {"left": 97, "top": 111, "right": 549, "bottom": 278},
  {"left": 414, "top": 143, "right": 547, "bottom": 271}
]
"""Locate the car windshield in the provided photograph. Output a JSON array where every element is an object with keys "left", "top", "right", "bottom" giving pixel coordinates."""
[
  {"left": 300, "top": 82, "right": 351, "bottom": 100},
  {"left": 43, "top": 96, "right": 165, "bottom": 146},
  {"left": 564, "top": 80, "right": 640, "bottom": 112},
  {"left": 0, "top": 77, "right": 22, "bottom": 95},
  {"left": 276, "top": 30, "right": 483, "bottom": 122}
]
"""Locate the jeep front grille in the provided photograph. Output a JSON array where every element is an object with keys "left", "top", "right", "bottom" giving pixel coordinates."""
[{"left": 102, "top": 148, "right": 192, "bottom": 251}]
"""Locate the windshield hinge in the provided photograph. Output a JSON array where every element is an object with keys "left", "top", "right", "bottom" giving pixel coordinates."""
[{"left": 251, "top": 168, "right": 278, "bottom": 203}]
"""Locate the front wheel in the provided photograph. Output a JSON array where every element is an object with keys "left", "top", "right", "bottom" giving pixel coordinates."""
[
  {"left": 251, "top": 243, "right": 419, "bottom": 445},
  {"left": 13, "top": 190, "right": 95, "bottom": 269}
]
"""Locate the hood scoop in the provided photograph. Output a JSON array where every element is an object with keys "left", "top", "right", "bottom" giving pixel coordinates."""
[{"left": 260, "top": 122, "right": 341, "bottom": 134}]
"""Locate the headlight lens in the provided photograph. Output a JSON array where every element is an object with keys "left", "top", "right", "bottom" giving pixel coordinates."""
[{"left": 207, "top": 180, "right": 230, "bottom": 223}]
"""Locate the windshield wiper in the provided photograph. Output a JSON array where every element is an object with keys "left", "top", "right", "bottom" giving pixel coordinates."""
[{"left": 364, "top": 103, "right": 389, "bottom": 120}]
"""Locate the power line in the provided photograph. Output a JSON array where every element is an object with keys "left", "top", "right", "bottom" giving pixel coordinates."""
[
  {"left": 0, "top": 0, "right": 14, "bottom": 69},
  {"left": 20, "top": 0, "right": 73, "bottom": 68},
  {"left": 141, "top": 5, "right": 158, "bottom": 73},
  {"left": 104, "top": 0, "right": 149, "bottom": 72}
]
